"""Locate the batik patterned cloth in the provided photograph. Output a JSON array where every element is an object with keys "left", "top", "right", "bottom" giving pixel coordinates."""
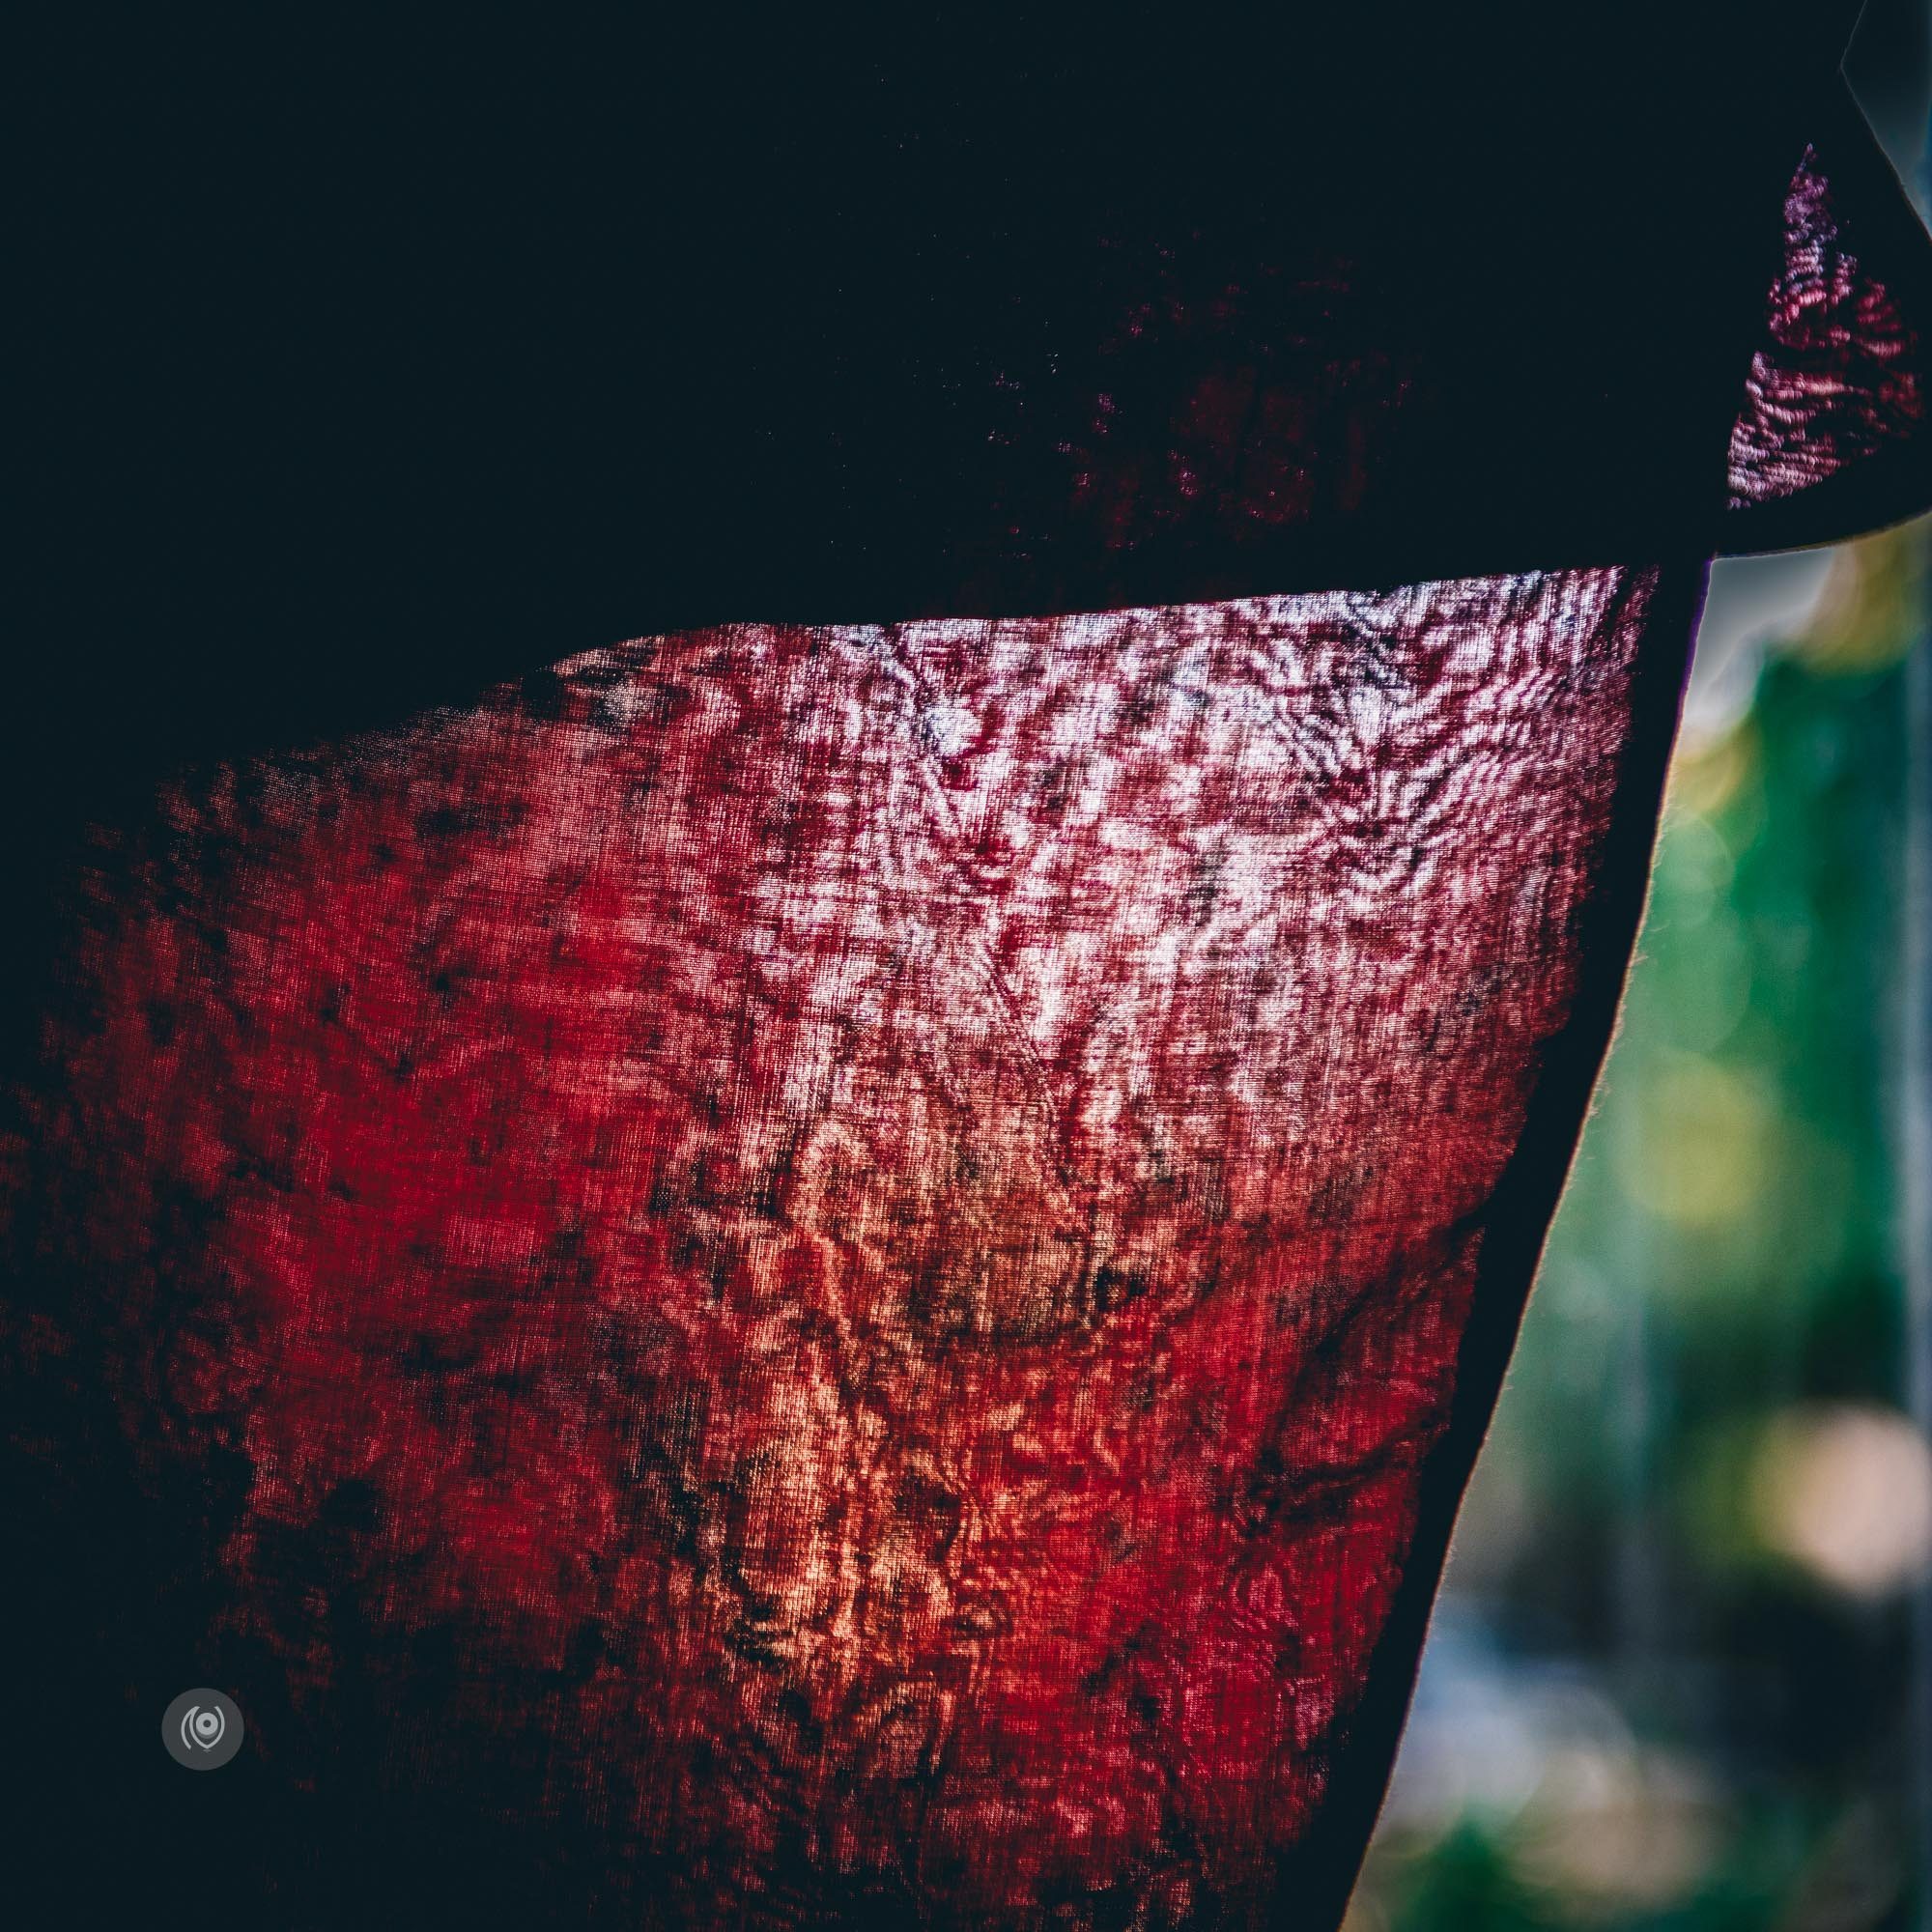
[{"left": 2, "top": 128, "right": 1926, "bottom": 1928}]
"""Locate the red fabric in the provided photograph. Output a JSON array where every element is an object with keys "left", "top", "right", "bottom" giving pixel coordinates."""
[
  {"left": 26, "top": 572, "right": 1671, "bottom": 1921},
  {"left": 1729, "top": 143, "right": 1926, "bottom": 509},
  {"left": 1, "top": 140, "right": 1925, "bottom": 1926}
]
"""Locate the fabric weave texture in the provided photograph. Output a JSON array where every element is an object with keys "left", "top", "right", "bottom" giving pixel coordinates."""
[{"left": 4, "top": 127, "right": 1930, "bottom": 1929}]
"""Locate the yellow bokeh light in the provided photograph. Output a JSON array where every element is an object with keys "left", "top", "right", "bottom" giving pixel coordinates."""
[
  {"left": 1749, "top": 1404, "right": 1932, "bottom": 1600},
  {"left": 1613, "top": 1055, "right": 1771, "bottom": 1231}
]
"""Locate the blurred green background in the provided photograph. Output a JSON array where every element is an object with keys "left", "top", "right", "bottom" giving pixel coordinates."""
[{"left": 1352, "top": 526, "right": 1932, "bottom": 1932}]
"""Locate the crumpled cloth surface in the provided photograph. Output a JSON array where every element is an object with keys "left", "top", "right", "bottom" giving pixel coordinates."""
[
  {"left": 18, "top": 569, "right": 1679, "bottom": 1925},
  {"left": 1, "top": 136, "right": 1924, "bottom": 1928}
]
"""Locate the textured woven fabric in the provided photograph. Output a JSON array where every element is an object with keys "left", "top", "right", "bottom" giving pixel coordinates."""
[
  {"left": 4, "top": 102, "right": 1931, "bottom": 1932},
  {"left": 21, "top": 571, "right": 1683, "bottom": 1927},
  {"left": 1729, "top": 144, "right": 1927, "bottom": 510}
]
